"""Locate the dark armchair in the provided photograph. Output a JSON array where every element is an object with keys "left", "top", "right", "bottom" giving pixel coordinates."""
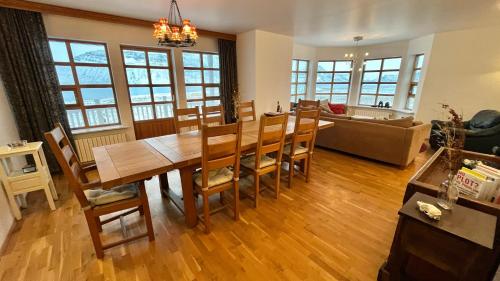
[{"left": 430, "top": 110, "right": 500, "bottom": 154}]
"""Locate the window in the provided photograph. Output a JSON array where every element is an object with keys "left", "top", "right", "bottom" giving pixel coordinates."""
[
  {"left": 315, "top": 60, "right": 352, "bottom": 104},
  {"left": 290, "top": 59, "right": 309, "bottom": 103},
  {"left": 406, "top": 54, "right": 424, "bottom": 110},
  {"left": 359, "top": 57, "right": 402, "bottom": 107},
  {"left": 121, "top": 46, "right": 175, "bottom": 121},
  {"left": 182, "top": 51, "right": 220, "bottom": 108},
  {"left": 49, "top": 39, "right": 120, "bottom": 129}
]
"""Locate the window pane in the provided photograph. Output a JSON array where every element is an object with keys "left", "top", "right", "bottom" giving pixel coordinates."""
[
  {"left": 70, "top": 43, "right": 107, "bottom": 64},
  {"left": 376, "top": 96, "right": 394, "bottom": 106},
  {"left": 363, "top": 72, "right": 379, "bottom": 82},
  {"left": 66, "top": 109, "right": 85, "bottom": 128},
  {"left": 206, "top": 87, "right": 220, "bottom": 97},
  {"left": 203, "top": 70, "right": 220, "bottom": 83},
  {"left": 126, "top": 68, "right": 149, "bottom": 84},
  {"left": 315, "top": 95, "right": 330, "bottom": 101},
  {"left": 297, "top": 84, "right": 306, "bottom": 94},
  {"left": 55, "top": 66, "right": 75, "bottom": 85},
  {"left": 206, "top": 100, "right": 221, "bottom": 106},
  {"left": 334, "top": 73, "right": 350, "bottom": 82},
  {"left": 316, "top": 73, "right": 332, "bottom": 83},
  {"left": 412, "top": 70, "right": 421, "bottom": 82},
  {"left": 335, "top": 61, "right": 352, "bottom": 71},
  {"left": 86, "top": 108, "right": 119, "bottom": 126},
  {"left": 183, "top": 52, "right": 201, "bottom": 67},
  {"left": 81, "top": 88, "right": 115, "bottom": 105},
  {"left": 361, "top": 84, "right": 377, "bottom": 94},
  {"left": 332, "top": 95, "right": 348, "bottom": 104},
  {"left": 49, "top": 41, "right": 69, "bottom": 62},
  {"left": 407, "top": 97, "right": 415, "bottom": 110},
  {"left": 416, "top": 55, "right": 424, "bottom": 68},
  {"left": 186, "top": 86, "right": 203, "bottom": 99},
  {"left": 155, "top": 103, "right": 173, "bottom": 118},
  {"left": 184, "top": 70, "right": 202, "bottom": 84},
  {"left": 298, "top": 61, "right": 308, "bottom": 71},
  {"left": 411, "top": 85, "right": 418, "bottom": 95},
  {"left": 383, "top": 58, "right": 402, "bottom": 70},
  {"left": 317, "top": 61, "right": 334, "bottom": 72},
  {"left": 132, "top": 105, "right": 154, "bottom": 121},
  {"left": 380, "top": 71, "right": 399, "bottom": 82},
  {"left": 123, "top": 50, "right": 146, "bottom": 66},
  {"left": 291, "top": 60, "right": 297, "bottom": 71},
  {"left": 76, "top": 66, "right": 111, "bottom": 84},
  {"left": 291, "top": 73, "right": 297, "bottom": 83},
  {"left": 315, "top": 84, "right": 331, "bottom": 93},
  {"left": 62, "top": 91, "right": 77, "bottom": 105},
  {"left": 151, "top": 69, "right": 170, "bottom": 84},
  {"left": 203, "top": 54, "right": 219, "bottom": 68},
  {"left": 148, "top": 52, "right": 168, "bottom": 67},
  {"left": 290, "top": 84, "right": 296, "bottom": 94},
  {"left": 153, "top": 87, "right": 172, "bottom": 102},
  {"left": 379, "top": 84, "right": 397, "bottom": 94},
  {"left": 187, "top": 101, "right": 203, "bottom": 108},
  {"left": 297, "top": 95, "right": 305, "bottom": 101},
  {"left": 359, "top": 95, "right": 376, "bottom": 105},
  {"left": 332, "top": 84, "right": 349, "bottom": 94},
  {"left": 129, "top": 87, "right": 151, "bottom": 103},
  {"left": 297, "top": 73, "right": 307, "bottom": 83},
  {"left": 364, "top": 60, "right": 382, "bottom": 71}
]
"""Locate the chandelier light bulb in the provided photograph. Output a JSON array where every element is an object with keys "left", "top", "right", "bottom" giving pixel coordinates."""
[{"left": 365, "top": 52, "right": 369, "bottom": 56}]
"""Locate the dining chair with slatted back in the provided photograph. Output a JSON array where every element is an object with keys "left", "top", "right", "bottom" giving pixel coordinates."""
[
  {"left": 298, "top": 99, "right": 320, "bottom": 109},
  {"left": 174, "top": 106, "right": 202, "bottom": 133},
  {"left": 193, "top": 121, "right": 243, "bottom": 233},
  {"left": 45, "top": 124, "right": 154, "bottom": 258},
  {"left": 282, "top": 109, "right": 321, "bottom": 188},
  {"left": 238, "top": 100, "right": 256, "bottom": 121},
  {"left": 241, "top": 113, "right": 288, "bottom": 207},
  {"left": 202, "top": 104, "right": 225, "bottom": 126}
]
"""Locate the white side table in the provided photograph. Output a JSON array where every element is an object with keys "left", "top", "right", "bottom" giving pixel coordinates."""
[{"left": 0, "top": 142, "right": 58, "bottom": 220}]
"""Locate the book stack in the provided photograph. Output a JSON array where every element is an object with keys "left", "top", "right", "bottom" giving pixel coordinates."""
[{"left": 452, "top": 161, "right": 500, "bottom": 203}]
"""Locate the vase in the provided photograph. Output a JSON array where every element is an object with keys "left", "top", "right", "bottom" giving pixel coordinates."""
[{"left": 437, "top": 172, "right": 459, "bottom": 210}]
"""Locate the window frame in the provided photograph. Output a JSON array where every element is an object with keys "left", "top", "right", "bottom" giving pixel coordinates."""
[
  {"left": 314, "top": 60, "right": 353, "bottom": 104},
  {"left": 49, "top": 38, "right": 121, "bottom": 129},
  {"left": 182, "top": 50, "right": 221, "bottom": 108},
  {"left": 121, "top": 45, "right": 176, "bottom": 122},
  {"left": 406, "top": 54, "right": 424, "bottom": 110},
  {"left": 290, "top": 59, "right": 309, "bottom": 103},
  {"left": 359, "top": 56, "right": 402, "bottom": 107}
]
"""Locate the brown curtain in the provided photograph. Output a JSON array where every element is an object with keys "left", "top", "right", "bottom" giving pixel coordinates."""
[
  {"left": 0, "top": 7, "right": 73, "bottom": 173},
  {"left": 218, "top": 39, "right": 238, "bottom": 123}
]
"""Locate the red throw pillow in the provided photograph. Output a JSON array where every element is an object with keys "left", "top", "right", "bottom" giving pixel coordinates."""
[{"left": 328, "top": 103, "right": 346, "bottom": 114}]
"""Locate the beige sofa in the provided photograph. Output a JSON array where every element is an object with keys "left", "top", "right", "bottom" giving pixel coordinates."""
[{"left": 315, "top": 115, "right": 431, "bottom": 167}]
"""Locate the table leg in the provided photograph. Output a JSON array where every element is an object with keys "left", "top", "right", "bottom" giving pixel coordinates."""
[
  {"left": 159, "top": 173, "right": 169, "bottom": 198},
  {"left": 179, "top": 166, "right": 197, "bottom": 227}
]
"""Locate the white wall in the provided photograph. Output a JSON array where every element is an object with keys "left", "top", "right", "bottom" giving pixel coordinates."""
[
  {"left": 0, "top": 78, "right": 21, "bottom": 249},
  {"left": 43, "top": 14, "right": 219, "bottom": 140},
  {"left": 417, "top": 26, "right": 500, "bottom": 122}
]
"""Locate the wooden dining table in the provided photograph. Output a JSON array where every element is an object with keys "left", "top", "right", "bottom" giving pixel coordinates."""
[{"left": 93, "top": 116, "right": 334, "bottom": 227}]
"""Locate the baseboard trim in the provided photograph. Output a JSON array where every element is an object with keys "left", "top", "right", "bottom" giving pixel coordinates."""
[{"left": 0, "top": 218, "right": 17, "bottom": 256}]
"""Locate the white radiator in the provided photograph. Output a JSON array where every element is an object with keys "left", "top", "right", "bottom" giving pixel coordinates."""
[{"left": 74, "top": 133, "right": 127, "bottom": 163}]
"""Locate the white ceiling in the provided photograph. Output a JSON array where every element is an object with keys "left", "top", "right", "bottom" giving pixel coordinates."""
[{"left": 32, "top": 0, "right": 500, "bottom": 46}]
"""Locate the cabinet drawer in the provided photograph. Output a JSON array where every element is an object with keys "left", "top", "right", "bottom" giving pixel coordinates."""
[{"left": 10, "top": 176, "right": 43, "bottom": 192}]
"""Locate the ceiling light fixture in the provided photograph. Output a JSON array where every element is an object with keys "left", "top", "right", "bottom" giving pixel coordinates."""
[
  {"left": 153, "top": 0, "right": 198, "bottom": 47},
  {"left": 344, "top": 36, "right": 369, "bottom": 71}
]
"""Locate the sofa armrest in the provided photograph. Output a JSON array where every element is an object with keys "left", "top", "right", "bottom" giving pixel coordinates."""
[
  {"left": 463, "top": 124, "right": 500, "bottom": 137},
  {"left": 401, "top": 123, "right": 432, "bottom": 167}
]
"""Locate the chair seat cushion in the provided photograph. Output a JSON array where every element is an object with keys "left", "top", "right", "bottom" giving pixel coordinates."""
[
  {"left": 241, "top": 155, "right": 277, "bottom": 169},
  {"left": 283, "top": 144, "right": 308, "bottom": 155},
  {"left": 84, "top": 183, "right": 138, "bottom": 206},
  {"left": 194, "top": 167, "right": 233, "bottom": 189}
]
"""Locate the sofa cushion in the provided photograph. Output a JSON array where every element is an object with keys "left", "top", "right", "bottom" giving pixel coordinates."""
[
  {"left": 320, "top": 112, "right": 351, "bottom": 120},
  {"left": 84, "top": 183, "right": 138, "bottom": 207},
  {"left": 352, "top": 116, "right": 415, "bottom": 128},
  {"left": 469, "top": 110, "right": 500, "bottom": 129},
  {"left": 318, "top": 99, "right": 332, "bottom": 114},
  {"left": 328, "top": 103, "right": 346, "bottom": 114},
  {"left": 194, "top": 167, "right": 233, "bottom": 189}
]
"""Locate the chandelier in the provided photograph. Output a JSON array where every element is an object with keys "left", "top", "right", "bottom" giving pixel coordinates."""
[
  {"left": 344, "top": 36, "right": 369, "bottom": 71},
  {"left": 153, "top": 0, "right": 198, "bottom": 47}
]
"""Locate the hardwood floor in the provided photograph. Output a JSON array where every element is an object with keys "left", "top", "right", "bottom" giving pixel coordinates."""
[{"left": 0, "top": 148, "right": 431, "bottom": 281}]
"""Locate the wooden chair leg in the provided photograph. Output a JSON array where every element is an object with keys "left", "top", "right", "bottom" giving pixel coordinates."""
[
  {"left": 85, "top": 210, "right": 104, "bottom": 259},
  {"left": 254, "top": 173, "right": 260, "bottom": 208},
  {"left": 202, "top": 194, "right": 211, "bottom": 234},
  {"left": 219, "top": 191, "right": 224, "bottom": 205},
  {"left": 138, "top": 205, "right": 144, "bottom": 216},
  {"left": 288, "top": 159, "right": 294, "bottom": 189},
  {"left": 306, "top": 155, "right": 312, "bottom": 183},
  {"left": 274, "top": 167, "right": 280, "bottom": 199},
  {"left": 234, "top": 181, "right": 240, "bottom": 220},
  {"left": 95, "top": 216, "right": 102, "bottom": 232}
]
